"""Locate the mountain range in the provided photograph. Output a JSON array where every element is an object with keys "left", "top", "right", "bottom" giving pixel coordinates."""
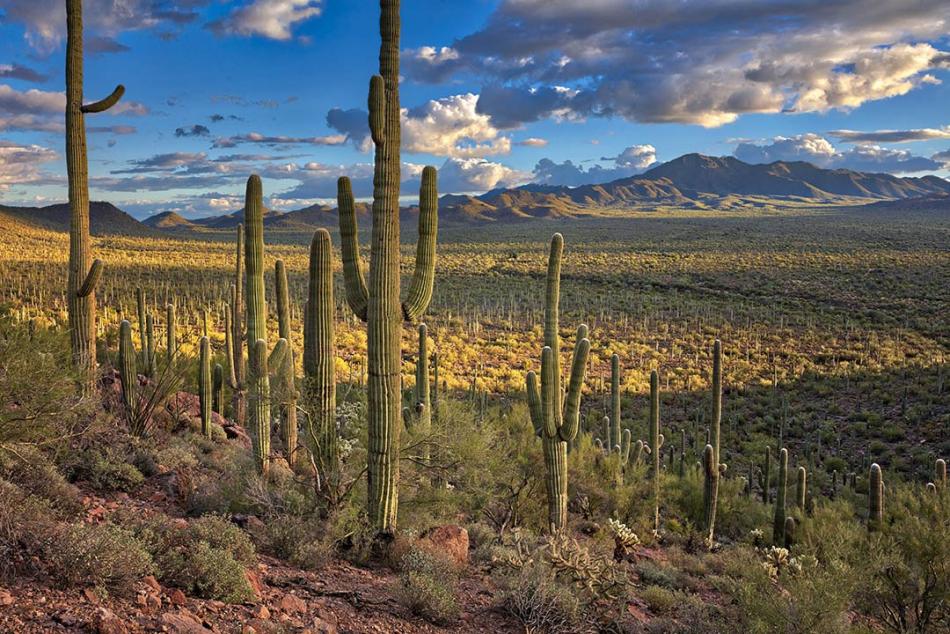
[{"left": 3, "top": 154, "right": 949, "bottom": 236}]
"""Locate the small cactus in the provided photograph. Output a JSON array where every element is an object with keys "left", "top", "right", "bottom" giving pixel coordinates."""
[
  {"left": 702, "top": 444, "right": 718, "bottom": 546},
  {"left": 165, "top": 304, "right": 176, "bottom": 362},
  {"left": 868, "top": 463, "right": 884, "bottom": 532},
  {"left": 936, "top": 458, "right": 947, "bottom": 490},
  {"left": 117, "top": 320, "right": 136, "bottom": 423},
  {"left": 784, "top": 516, "right": 796, "bottom": 550},
  {"left": 609, "top": 354, "right": 622, "bottom": 450},
  {"left": 796, "top": 465, "right": 807, "bottom": 511},
  {"left": 274, "top": 259, "right": 299, "bottom": 467},
  {"left": 212, "top": 363, "right": 225, "bottom": 416}
]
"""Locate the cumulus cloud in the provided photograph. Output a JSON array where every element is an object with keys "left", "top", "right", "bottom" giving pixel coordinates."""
[
  {"left": 437, "top": 157, "right": 530, "bottom": 193},
  {"left": 0, "top": 141, "right": 59, "bottom": 191},
  {"left": 402, "top": 93, "right": 512, "bottom": 158},
  {"left": 828, "top": 126, "right": 950, "bottom": 143},
  {"left": 405, "top": 0, "right": 950, "bottom": 129},
  {"left": 734, "top": 134, "right": 944, "bottom": 173},
  {"left": 517, "top": 137, "right": 549, "bottom": 148},
  {"left": 532, "top": 144, "right": 657, "bottom": 186},
  {"left": 209, "top": 0, "right": 322, "bottom": 40},
  {"left": 213, "top": 132, "right": 347, "bottom": 148}
]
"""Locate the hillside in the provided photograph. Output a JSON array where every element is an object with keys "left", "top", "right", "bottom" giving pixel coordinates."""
[{"left": 0, "top": 201, "right": 154, "bottom": 236}]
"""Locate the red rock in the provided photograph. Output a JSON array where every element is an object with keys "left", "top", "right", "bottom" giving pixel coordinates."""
[
  {"left": 279, "top": 593, "right": 307, "bottom": 614},
  {"left": 0, "top": 589, "right": 13, "bottom": 606},
  {"left": 92, "top": 607, "right": 128, "bottom": 634},
  {"left": 420, "top": 525, "right": 470, "bottom": 566},
  {"left": 143, "top": 575, "right": 161, "bottom": 592},
  {"left": 169, "top": 588, "right": 187, "bottom": 606},
  {"left": 252, "top": 605, "right": 270, "bottom": 620},
  {"left": 83, "top": 587, "right": 100, "bottom": 604},
  {"left": 309, "top": 616, "right": 338, "bottom": 634},
  {"left": 244, "top": 569, "right": 264, "bottom": 599},
  {"left": 160, "top": 610, "right": 207, "bottom": 634}
]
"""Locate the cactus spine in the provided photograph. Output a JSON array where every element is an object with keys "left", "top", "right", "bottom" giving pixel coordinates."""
[
  {"left": 304, "top": 229, "right": 337, "bottom": 485},
  {"left": 526, "top": 234, "right": 591, "bottom": 532},
  {"left": 244, "top": 177, "right": 270, "bottom": 476},
  {"left": 65, "top": 0, "right": 116, "bottom": 387},
  {"left": 649, "top": 369, "right": 661, "bottom": 532},
  {"left": 337, "top": 0, "right": 439, "bottom": 534},
  {"left": 796, "top": 465, "right": 807, "bottom": 511},
  {"left": 198, "top": 336, "right": 212, "bottom": 438},
  {"left": 118, "top": 320, "right": 136, "bottom": 422},
  {"left": 274, "top": 259, "right": 299, "bottom": 467},
  {"left": 868, "top": 463, "right": 883, "bottom": 532},
  {"left": 773, "top": 448, "right": 789, "bottom": 544}
]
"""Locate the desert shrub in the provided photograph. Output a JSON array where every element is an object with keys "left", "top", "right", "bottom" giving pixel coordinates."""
[
  {"left": 0, "top": 479, "right": 58, "bottom": 579},
  {"left": 260, "top": 514, "right": 333, "bottom": 570},
  {"left": 396, "top": 545, "right": 460, "bottom": 625},
  {"left": 641, "top": 584, "right": 681, "bottom": 614},
  {"left": 499, "top": 561, "right": 583, "bottom": 633},
  {"left": 128, "top": 513, "right": 256, "bottom": 603},
  {"left": 0, "top": 445, "right": 82, "bottom": 514},
  {"left": 670, "top": 467, "right": 771, "bottom": 541},
  {"left": 44, "top": 522, "right": 153, "bottom": 595},
  {"left": 636, "top": 559, "right": 687, "bottom": 590}
]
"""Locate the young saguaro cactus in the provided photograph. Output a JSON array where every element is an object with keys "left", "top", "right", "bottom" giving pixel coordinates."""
[
  {"left": 337, "top": 0, "right": 439, "bottom": 535},
  {"left": 118, "top": 320, "right": 136, "bottom": 421},
  {"left": 66, "top": 0, "right": 122, "bottom": 386},
  {"left": 702, "top": 444, "right": 718, "bottom": 545},
  {"left": 796, "top": 465, "right": 807, "bottom": 511},
  {"left": 868, "top": 463, "right": 884, "bottom": 532},
  {"left": 609, "top": 354, "right": 623, "bottom": 451},
  {"left": 526, "top": 234, "right": 592, "bottom": 532},
  {"left": 936, "top": 458, "right": 947, "bottom": 491},
  {"left": 760, "top": 446, "right": 772, "bottom": 504},
  {"left": 274, "top": 259, "right": 299, "bottom": 467},
  {"left": 198, "top": 336, "right": 212, "bottom": 438},
  {"left": 303, "top": 229, "right": 337, "bottom": 485},
  {"left": 212, "top": 363, "right": 225, "bottom": 416},
  {"left": 773, "top": 448, "right": 789, "bottom": 544},
  {"left": 405, "top": 325, "right": 432, "bottom": 454},
  {"left": 649, "top": 369, "right": 661, "bottom": 532},
  {"left": 229, "top": 225, "right": 247, "bottom": 426},
  {"left": 166, "top": 304, "right": 176, "bottom": 362}
]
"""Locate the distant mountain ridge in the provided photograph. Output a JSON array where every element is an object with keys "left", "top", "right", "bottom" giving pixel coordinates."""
[{"left": 5, "top": 154, "right": 949, "bottom": 234}]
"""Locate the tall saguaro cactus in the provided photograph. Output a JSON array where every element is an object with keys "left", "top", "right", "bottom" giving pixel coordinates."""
[
  {"left": 304, "top": 229, "right": 337, "bottom": 485},
  {"left": 65, "top": 0, "right": 122, "bottom": 386},
  {"left": 703, "top": 341, "right": 726, "bottom": 545},
  {"left": 773, "top": 448, "right": 789, "bottom": 544},
  {"left": 609, "top": 354, "right": 622, "bottom": 451},
  {"left": 337, "top": 0, "right": 439, "bottom": 535},
  {"left": 274, "top": 259, "right": 299, "bottom": 466},
  {"left": 118, "top": 320, "right": 136, "bottom": 420},
  {"left": 198, "top": 336, "right": 212, "bottom": 438},
  {"left": 244, "top": 176, "right": 271, "bottom": 476},
  {"left": 230, "top": 225, "right": 247, "bottom": 426},
  {"left": 526, "top": 234, "right": 591, "bottom": 532},
  {"left": 649, "top": 369, "right": 662, "bottom": 532}
]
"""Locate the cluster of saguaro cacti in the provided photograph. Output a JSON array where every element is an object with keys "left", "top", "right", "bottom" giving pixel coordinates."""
[
  {"left": 274, "top": 259, "right": 299, "bottom": 467},
  {"left": 526, "top": 234, "right": 591, "bottom": 532},
  {"left": 337, "top": 0, "right": 439, "bottom": 535},
  {"left": 303, "top": 229, "right": 337, "bottom": 487},
  {"left": 773, "top": 447, "right": 789, "bottom": 544},
  {"left": 868, "top": 463, "right": 884, "bottom": 532},
  {"left": 66, "top": 0, "right": 121, "bottom": 388},
  {"left": 703, "top": 340, "right": 726, "bottom": 545}
]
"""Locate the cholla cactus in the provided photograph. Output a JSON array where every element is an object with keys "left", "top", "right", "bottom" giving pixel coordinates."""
[
  {"left": 607, "top": 518, "right": 640, "bottom": 560},
  {"left": 762, "top": 546, "right": 790, "bottom": 578}
]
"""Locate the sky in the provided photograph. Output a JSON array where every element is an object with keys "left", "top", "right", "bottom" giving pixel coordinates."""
[{"left": 1, "top": 0, "right": 949, "bottom": 218}]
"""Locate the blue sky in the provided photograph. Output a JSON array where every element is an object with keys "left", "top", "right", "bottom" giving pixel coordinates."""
[{"left": 1, "top": 0, "right": 949, "bottom": 218}]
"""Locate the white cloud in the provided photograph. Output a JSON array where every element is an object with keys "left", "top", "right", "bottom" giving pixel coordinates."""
[
  {"left": 210, "top": 0, "right": 322, "bottom": 41},
  {"left": 828, "top": 126, "right": 950, "bottom": 143},
  {"left": 402, "top": 94, "right": 512, "bottom": 158},
  {"left": 213, "top": 132, "right": 347, "bottom": 148},
  {"left": 532, "top": 144, "right": 658, "bottom": 186},
  {"left": 437, "top": 157, "right": 530, "bottom": 193},
  {"left": 0, "top": 141, "right": 60, "bottom": 191},
  {"left": 734, "top": 134, "right": 944, "bottom": 173},
  {"left": 517, "top": 137, "right": 549, "bottom": 147}
]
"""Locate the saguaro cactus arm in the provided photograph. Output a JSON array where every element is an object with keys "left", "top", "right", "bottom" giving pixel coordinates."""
[
  {"left": 560, "top": 327, "right": 591, "bottom": 443},
  {"left": 402, "top": 166, "right": 438, "bottom": 321},
  {"left": 76, "top": 259, "right": 103, "bottom": 297},
  {"left": 81, "top": 84, "right": 124, "bottom": 113},
  {"left": 337, "top": 177, "right": 369, "bottom": 321}
]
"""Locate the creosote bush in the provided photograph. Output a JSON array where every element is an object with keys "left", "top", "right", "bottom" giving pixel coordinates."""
[{"left": 396, "top": 545, "right": 460, "bottom": 625}]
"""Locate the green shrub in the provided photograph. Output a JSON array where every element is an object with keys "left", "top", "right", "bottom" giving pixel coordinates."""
[
  {"left": 396, "top": 546, "right": 460, "bottom": 625},
  {"left": 260, "top": 514, "right": 332, "bottom": 570},
  {"left": 499, "top": 561, "right": 582, "bottom": 633},
  {"left": 44, "top": 522, "right": 153, "bottom": 595},
  {"left": 641, "top": 584, "right": 681, "bottom": 614},
  {"left": 0, "top": 446, "right": 82, "bottom": 514},
  {"left": 0, "top": 479, "right": 57, "bottom": 579}
]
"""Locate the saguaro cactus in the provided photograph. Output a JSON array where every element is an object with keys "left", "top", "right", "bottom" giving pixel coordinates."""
[
  {"left": 118, "top": 320, "right": 136, "bottom": 420},
  {"left": 936, "top": 458, "right": 947, "bottom": 491},
  {"left": 166, "top": 304, "right": 176, "bottom": 362},
  {"left": 406, "top": 326, "right": 432, "bottom": 436},
  {"left": 526, "top": 234, "right": 591, "bottom": 532},
  {"left": 230, "top": 225, "right": 247, "bottom": 426},
  {"left": 337, "top": 0, "right": 439, "bottom": 534},
  {"left": 702, "top": 444, "right": 718, "bottom": 545},
  {"left": 703, "top": 341, "right": 726, "bottom": 545},
  {"left": 868, "top": 463, "right": 884, "bottom": 532},
  {"left": 274, "top": 259, "right": 299, "bottom": 466},
  {"left": 304, "top": 229, "right": 337, "bottom": 484},
  {"left": 773, "top": 448, "right": 789, "bottom": 544},
  {"left": 212, "top": 363, "right": 225, "bottom": 416},
  {"left": 649, "top": 369, "right": 661, "bottom": 532},
  {"left": 796, "top": 465, "right": 807, "bottom": 511},
  {"left": 244, "top": 177, "right": 271, "bottom": 476},
  {"left": 66, "top": 0, "right": 122, "bottom": 386},
  {"left": 760, "top": 446, "right": 772, "bottom": 503},
  {"left": 609, "top": 354, "right": 622, "bottom": 450},
  {"left": 198, "top": 336, "right": 212, "bottom": 438}
]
